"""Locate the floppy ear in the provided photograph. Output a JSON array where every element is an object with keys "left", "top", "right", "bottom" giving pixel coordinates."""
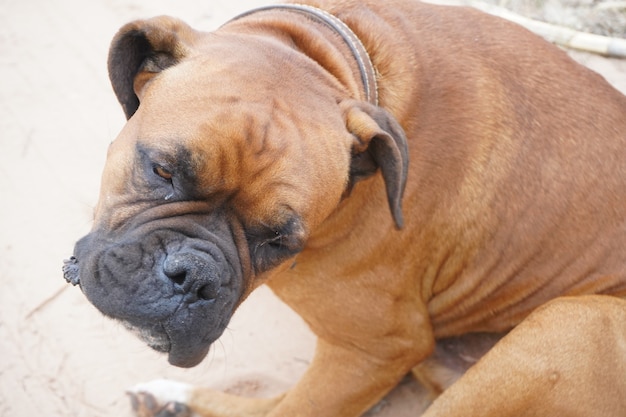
[
  {"left": 342, "top": 101, "right": 409, "bottom": 229},
  {"left": 107, "top": 16, "right": 196, "bottom": 119}
]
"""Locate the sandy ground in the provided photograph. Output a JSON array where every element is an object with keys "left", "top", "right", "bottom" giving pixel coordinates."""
[{"left": 1, "top": 1, "right": 624, "bottom": 416}]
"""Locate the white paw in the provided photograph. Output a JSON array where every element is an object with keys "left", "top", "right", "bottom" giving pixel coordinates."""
[{"left": 129, "top": 378, "right": 192, "bottom": 404}]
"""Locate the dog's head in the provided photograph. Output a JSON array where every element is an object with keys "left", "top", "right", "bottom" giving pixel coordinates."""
[{"left": 65, "top": 16, "right": 408, "bottom": 367}]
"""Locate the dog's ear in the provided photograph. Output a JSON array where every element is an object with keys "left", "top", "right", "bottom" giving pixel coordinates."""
[
  {"left": 342, "top": 101, "right": 409, "bottom": 229},
  {"left": 107, "top": 16, "right": 196, "bottom": 119}
]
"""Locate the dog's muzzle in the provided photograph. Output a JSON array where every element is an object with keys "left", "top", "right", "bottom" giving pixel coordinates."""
[{"left": 65, "top": 227, "right": 244, "bottom": 368}]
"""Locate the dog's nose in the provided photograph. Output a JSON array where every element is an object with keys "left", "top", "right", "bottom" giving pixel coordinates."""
[{"left": 163, "top": 251, "right": 221, "bottom": 301}]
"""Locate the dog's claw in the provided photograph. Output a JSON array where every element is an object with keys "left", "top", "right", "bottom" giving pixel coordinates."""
[
  {"left": 62, "top": 256, "right": 80, "bottom": 286},
  {"left": 129, "top": 391, "right": 159, "bottom": 416},
  {"left": 127, "top": 380, "right": 193, "bottom": 417},
  {"left": 128, "top": 391, "right": 191, "bottom": 417},
  {"left": 156, "top": 402, "right": 191, "bottom": 417}
]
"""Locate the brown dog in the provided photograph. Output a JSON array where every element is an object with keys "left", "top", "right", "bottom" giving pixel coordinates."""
[{"left": 63, "top": 0, "right": 626, "bottom": 416}]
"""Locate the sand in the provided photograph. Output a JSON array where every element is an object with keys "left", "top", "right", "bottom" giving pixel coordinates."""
[{"left": 1, "top": 0, "right": 624, "bottom": 416}]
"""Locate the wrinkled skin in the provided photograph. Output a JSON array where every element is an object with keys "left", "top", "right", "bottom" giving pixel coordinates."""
[
  {"left": 66, "top": 13, "right": 407, "bottom": 368},
  {"left": 73, "top": 210, "right": 244, "bottom": 367}
]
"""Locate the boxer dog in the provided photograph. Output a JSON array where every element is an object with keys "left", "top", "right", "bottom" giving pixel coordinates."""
[{"left": 63, "top": 0, "right": 626, "bottom": 416}]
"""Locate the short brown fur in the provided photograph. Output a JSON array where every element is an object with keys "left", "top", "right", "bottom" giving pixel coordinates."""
[{"left": 75, "top": 1, "right": 626, "bottom": 416}]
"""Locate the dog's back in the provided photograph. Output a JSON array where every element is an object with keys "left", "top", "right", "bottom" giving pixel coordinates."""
[{"left": 312, "top": 0, "right": 626, "bottom": 336}]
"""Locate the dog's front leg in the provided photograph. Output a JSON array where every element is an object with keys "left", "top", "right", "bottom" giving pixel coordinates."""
[
  {"left": 129, "top": 329, "right": 431, "bottom": 417},
  {"left": 264, "top": 334, "right": 432, "bottom": 417},
  {"left": 129, "top": 336, "right": 425, "bottom": 417},
  {"left": 258, "top": 269, "right": 436, "bottom": 417}
]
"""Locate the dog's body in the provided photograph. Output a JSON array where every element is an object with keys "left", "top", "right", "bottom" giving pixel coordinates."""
[{"left": 65, "top": 0, "right": 626, "bottom": 416}]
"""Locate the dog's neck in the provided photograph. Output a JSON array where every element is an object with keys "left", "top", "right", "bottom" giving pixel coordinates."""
[{"left": 226, "top": 4, "right": 379, "bottom": 106}]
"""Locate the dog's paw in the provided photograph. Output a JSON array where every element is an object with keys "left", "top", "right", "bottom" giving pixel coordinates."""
[{"left": 127, "top": 379, "right": 193, "bottom": 417}]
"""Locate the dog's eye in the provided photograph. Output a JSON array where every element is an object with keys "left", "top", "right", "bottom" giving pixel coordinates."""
[
  {"left": 264, "top": 231, "right": 284, "bottom": 249},
  {"left": 246, "top": 218, "right": 305, "bottom": 273},
  {"left": 153, "top": 164, "right": 173, "bottom": 181}
]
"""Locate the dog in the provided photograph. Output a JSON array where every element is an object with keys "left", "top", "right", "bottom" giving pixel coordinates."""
[{"left": 63, "top": 0, "right": 626, "bottom": 416}]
